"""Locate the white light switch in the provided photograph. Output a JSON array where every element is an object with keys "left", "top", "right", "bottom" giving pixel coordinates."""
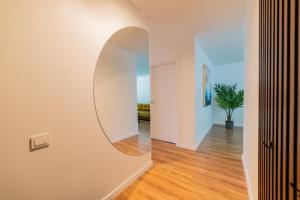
[{"left": 30, "top": 133, "right": 50, "bottom": 151}]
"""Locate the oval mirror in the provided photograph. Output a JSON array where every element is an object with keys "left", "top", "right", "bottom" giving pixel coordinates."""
[{"left": 94, "top": 27, "right": 151, "bottom": 156}]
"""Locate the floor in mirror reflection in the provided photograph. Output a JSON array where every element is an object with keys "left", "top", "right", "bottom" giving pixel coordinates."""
[{"left": 114, "top": 120, "right": 151, "bottom": 156}]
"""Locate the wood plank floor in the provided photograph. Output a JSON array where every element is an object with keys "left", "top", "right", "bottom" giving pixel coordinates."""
[
  {"left": 113, "top": 120, "right": 151, "bottom": 156},
  {"left": 115, "top": 125, "right": 248, "bottom": 200}
]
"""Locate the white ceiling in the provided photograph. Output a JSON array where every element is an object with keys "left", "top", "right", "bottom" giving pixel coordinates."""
[{"left": 129, "top": 0, "right": 246, "bottom": 65}]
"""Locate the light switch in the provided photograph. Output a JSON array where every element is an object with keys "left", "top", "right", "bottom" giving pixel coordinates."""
[{"left": 30, "top": 133, "right": 50, "bottom": 151}]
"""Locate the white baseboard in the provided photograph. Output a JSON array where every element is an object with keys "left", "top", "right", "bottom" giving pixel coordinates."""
[
  {"left": 102, "top": 161, "right": 153, "bottom": 200},
  {"left": 242, "top": 154, "right": 254, "bottom": 200},
  {"left": 110, "top": 132, "right": 139, "bottom": 143},
  {"left": 176, "top": 143, "right": 196, "bottom": 151},
  {"left": 177, "top": 124, "right": 213, "bottom": 151}
]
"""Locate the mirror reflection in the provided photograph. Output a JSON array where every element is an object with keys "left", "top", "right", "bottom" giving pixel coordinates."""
[{"left": 94, "top": 27, "right": 151, "bottom": 156}]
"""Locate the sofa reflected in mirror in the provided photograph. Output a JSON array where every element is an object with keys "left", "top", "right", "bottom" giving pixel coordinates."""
[{"left": 137, "top": 103, "right": 150, "bottom": 121}]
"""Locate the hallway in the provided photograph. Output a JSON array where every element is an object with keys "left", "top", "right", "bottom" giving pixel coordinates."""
[{"left": 116, "top": 125, "right": 248, "bottom": 200}]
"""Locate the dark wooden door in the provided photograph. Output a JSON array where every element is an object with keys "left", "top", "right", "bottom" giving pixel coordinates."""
[{"left": 259, "top": 0, "right": 299, "bottom": 199}]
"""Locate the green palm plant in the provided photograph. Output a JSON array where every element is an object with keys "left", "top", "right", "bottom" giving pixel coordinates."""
[{"left": 214, "top": 84, "right": 244, "bottom": 123}]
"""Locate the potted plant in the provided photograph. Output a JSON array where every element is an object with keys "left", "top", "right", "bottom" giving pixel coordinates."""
[{"left": 214, "top": 83, "right": 244, "bottom": 129}]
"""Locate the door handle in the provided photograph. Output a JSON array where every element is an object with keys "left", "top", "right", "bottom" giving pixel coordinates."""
[
  {"left": 290, "top": 183, "right": 300, "bottom": 196},
  {"left": 263, "top": 141, "right": 273, "bottom": 149}
]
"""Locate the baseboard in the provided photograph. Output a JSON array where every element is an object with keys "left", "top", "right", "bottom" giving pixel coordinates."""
[
  {"left": 110, "top": 132, "right": 139, "bottom": 143},
  {"left": 194, "top": 124, "right": 213, "bottom": 150},
  {"left": 176, "top": 125, "right": 213, "bottom": 151},
  {"left": 242, "top": 154, "right": 254, "bottom": 200},
  {"left": 101, "top": 161, "right": 153, "bottom": 200},
  {"left": 176, "top": 143, "right": 196, "bottom": 151}
]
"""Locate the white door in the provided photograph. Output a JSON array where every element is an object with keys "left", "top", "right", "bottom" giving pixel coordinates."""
[{"left": 151, "top": 63, "right": 177, "bottom": 143}]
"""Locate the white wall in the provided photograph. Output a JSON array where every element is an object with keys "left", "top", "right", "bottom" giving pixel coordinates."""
[
  {"left": 137, "top": 75, "right": 150, "bottom": 103},
  {"left": 0, "top": 1, "right": 151, "bottom": 200},
  {"left": 94, "top": 44, "right": 138, "bottom": 143},
  {"left": 176, "top": 38, "right": 198, "bottom": 149},
  {"left": 243, "top": 0, "right": 259, "bottom": 199},
  {"left": 136, "top": 54, "right": 150, "bottom": 104},
  {"left": 213, "top": 62, "right": 245, "bottom": 127},
  {"left": 195, "top": 37, "right": 215, "bottom": 146},
  {"left": 150, "top": 36, "right": 215, "bottom": 150},
  {"left": 151, "top": 36, "right": 197, "bottom": 149}
]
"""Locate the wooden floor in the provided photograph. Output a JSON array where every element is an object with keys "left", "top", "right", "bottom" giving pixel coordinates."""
[
  {"left": 114, "top": 120, "right": 151, "bottom": 156},
  {"left": 115, "top": 125, "right": 248, "bottom": 200}
]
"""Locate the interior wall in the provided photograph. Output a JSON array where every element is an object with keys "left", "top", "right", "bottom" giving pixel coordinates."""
[
  {"left": 195, "top": 37, "right": 215, "bottom": 147},
  {"left": 136, "top": 54, "right": 150, "bottom": 104},
  {"left": 150, "top": 36, "right": 197, "bottom": 149},
  {"left": 0, "top": 1, "right": 151, "bottom": 200},
  {"left": 176, "top": 38, "right": 197, "bottom": 149},
  {"left": 137, "top": 75, "right": 150, "bottom": 103},
  {"left": 94, "top": 44, "right": 138, "bottom": 143},
  {"left": 150, "top": 36, "right": 216, "bottom": 150},
  {"left": 243, "top": 0, "right": 259, "bottom": 199},
  {"left": 213, "top": 62, "right": 245, "bottom": 127}
]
